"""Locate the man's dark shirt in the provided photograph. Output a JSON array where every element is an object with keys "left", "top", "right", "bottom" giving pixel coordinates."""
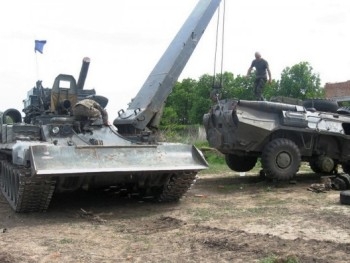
[{"left": 250, "top": 59, "right": 269, "bottom": 79}]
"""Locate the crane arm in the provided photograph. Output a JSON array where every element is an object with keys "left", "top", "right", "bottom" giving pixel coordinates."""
[{"left": 113, "top": 0, "right": 222, "bottom": 134}]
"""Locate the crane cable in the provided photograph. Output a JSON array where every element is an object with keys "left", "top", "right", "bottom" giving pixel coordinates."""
[{"left": 212, "top": 0, "right": 226, "bottom": 91}]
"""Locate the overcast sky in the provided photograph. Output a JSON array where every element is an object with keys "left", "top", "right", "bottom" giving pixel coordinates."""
[{"left": 1, "top": 0, "right": 350, "bottom": 119}]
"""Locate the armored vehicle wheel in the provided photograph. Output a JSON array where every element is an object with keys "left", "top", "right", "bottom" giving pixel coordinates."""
[
  {"left": 340, "top": 190, "right": 350, "bottom": 205},
  {"left": 225, "top": 154, "right": 257, "bottom": 172},
  {"left": 303, "top": 99, "right": 338, "bottom": 113},
  {"left": 309, "top": 156, "right": 336, "bottom": 174},
  {"left": 261, "top": 138, "right": 301, "bottom": 181}
]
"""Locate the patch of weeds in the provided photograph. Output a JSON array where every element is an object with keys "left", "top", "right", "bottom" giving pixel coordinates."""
[
  {"left": 260, "top": 254, "right": 300, "bottom": 263},
  {"left": 264, "top": 186, "right": 274, "bottom": 192},
  {"left": 245, "top": 207, "right": 269, "bottom": 215},
  {"left": 233, "top": 206, "right": 290, "bottom": 219},
  {"left": 59, "top": 238, "right": 73, "bottom": 244},
  {"left": 258, "top": 197, "right": 289, "bottom": 206},
  {"left": 189, "top": 208, "right": 216, "bottom": 222},
  {"left": 214, "top": 207, "right": 257, "bottom": 219}
]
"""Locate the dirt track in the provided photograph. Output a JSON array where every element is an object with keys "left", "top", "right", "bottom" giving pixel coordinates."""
[{"left": 0, "top": 172, "right": 350, "bottom": 263}]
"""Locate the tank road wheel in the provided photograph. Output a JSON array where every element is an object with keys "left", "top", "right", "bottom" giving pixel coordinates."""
[
  {"left": 0, "top": 160, "right": 56, "bottom": 212},
  {"left": 262, "top": 138, "right": 301, "bottom": 181},
  {"left": 225, "top": 154, "right": 257, "bottom": 172},
  {"left": 157, "top": 171, "right": 197, "bottom": 202},
  {"left": 1, "top": 161, "right": 21, "bottom": 211}
]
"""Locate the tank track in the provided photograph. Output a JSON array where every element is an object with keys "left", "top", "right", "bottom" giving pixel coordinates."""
[
  {"left": 157, "top": 171, "right": 197, "bottom": 202},
  {"left": 0, "top": 160, "right": 56, "bottom": 212}
]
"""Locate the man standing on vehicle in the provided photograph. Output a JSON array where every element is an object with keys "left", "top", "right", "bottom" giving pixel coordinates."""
[{"left": 246, "top": 52, "right": 272, "bottom": 101}]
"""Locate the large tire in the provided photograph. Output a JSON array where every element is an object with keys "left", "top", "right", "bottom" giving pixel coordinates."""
[
  {"left": 303, "top": 99, "right": 338, "bottom": 113},
  {"left": 261, "top": 138, "right": 301, "bottom": 181},
  {"left": 225, "top": 154, "right": 257, "bottom": 172},
  {"left": 340, "top": 190, "right": 350, "bottom": 205}
]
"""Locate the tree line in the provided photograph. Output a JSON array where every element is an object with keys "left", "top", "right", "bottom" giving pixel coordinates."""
[{"left": 161, "top": 61, "right": 325, "bottom": 126}]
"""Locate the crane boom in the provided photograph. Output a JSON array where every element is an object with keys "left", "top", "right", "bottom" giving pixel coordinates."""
[{"left": 114, "top": 0, "right": 222, "bottom": 134}]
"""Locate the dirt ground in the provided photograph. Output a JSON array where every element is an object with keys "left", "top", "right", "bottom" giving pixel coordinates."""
[{"left": 0, "top": 170, "right": 350, "bottom": 263}]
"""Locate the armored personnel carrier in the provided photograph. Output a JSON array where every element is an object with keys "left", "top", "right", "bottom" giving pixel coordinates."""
[
  {"left": 0, "top": 0, "right": 222, "bottom": 212},
  {"left": 203, "top": 99, "right": 350, "bottom": 181}
]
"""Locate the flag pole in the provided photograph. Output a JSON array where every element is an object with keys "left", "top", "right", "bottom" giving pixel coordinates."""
[
  {"left": 34, "top": 40, "right": 47, "bottom": 82},
  {"left": 35, "top": 52, "right": 39, "bottom": 81}
]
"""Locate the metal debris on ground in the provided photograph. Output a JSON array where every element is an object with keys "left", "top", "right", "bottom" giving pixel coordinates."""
[
  {"left": 307, "top": 177, "right": 333, "bottom": 193},
  {"left": 307, "top": 183, "right": 330, "bottom": 193}
]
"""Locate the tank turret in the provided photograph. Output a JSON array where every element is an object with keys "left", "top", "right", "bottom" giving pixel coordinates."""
[{"left": 22, "top": 58, "right": 96, "bottom": 124}]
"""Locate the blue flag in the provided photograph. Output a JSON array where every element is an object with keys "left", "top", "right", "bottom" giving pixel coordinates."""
[{"left": 34, "top": 40, "right": 47, "bottom": 54}]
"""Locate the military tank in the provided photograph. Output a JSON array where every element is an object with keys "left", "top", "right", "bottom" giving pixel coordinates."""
[
  {"left": 204, "top": 98, "right": 350, "bottom": 181},
  {"left": 0, "top": 0, "right": 223, "bottom": 212}
]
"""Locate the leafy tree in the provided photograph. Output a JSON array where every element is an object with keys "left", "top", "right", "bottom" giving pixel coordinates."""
[
  {"left": 189, "top": 74, "right": 214, "bottom": 124},
  {"left": 220, "top": 73, "right": 278, "bottom": 101},
  {"left": 165, "top": 78, "right": 197, "bottom": 124},
  {"left": 160, "top": 106, "right": 178, "bottom": 126},
  {"left": 223, "top": 74, "right": 254, "bottom": 100},
  {"left": 189, "top": 72, "right": 244, "bottom": 123},
  {"left": 277, "top": 62, "right": 323, "bottom": 99},
  {"left": 261, "top": 79, "right": 279, "bottom": 100}
]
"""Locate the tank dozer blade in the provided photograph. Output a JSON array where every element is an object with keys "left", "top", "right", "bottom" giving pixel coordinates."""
[{"left": 30, "top": 144, "right": 208, "bottom": 175}]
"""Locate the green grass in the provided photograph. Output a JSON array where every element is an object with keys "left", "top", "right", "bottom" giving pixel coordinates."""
[{"left": 195, "top": 141, "right": 231, "bottom": 174}]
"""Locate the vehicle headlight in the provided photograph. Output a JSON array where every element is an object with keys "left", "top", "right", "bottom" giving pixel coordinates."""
[{"left": 52, "top": 126, "right": 60, "bottom": 134}]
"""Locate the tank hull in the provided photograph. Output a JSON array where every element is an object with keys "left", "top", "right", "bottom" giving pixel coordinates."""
[{"left": 1, "top": 98, "right": 207, "bottom": 212}]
